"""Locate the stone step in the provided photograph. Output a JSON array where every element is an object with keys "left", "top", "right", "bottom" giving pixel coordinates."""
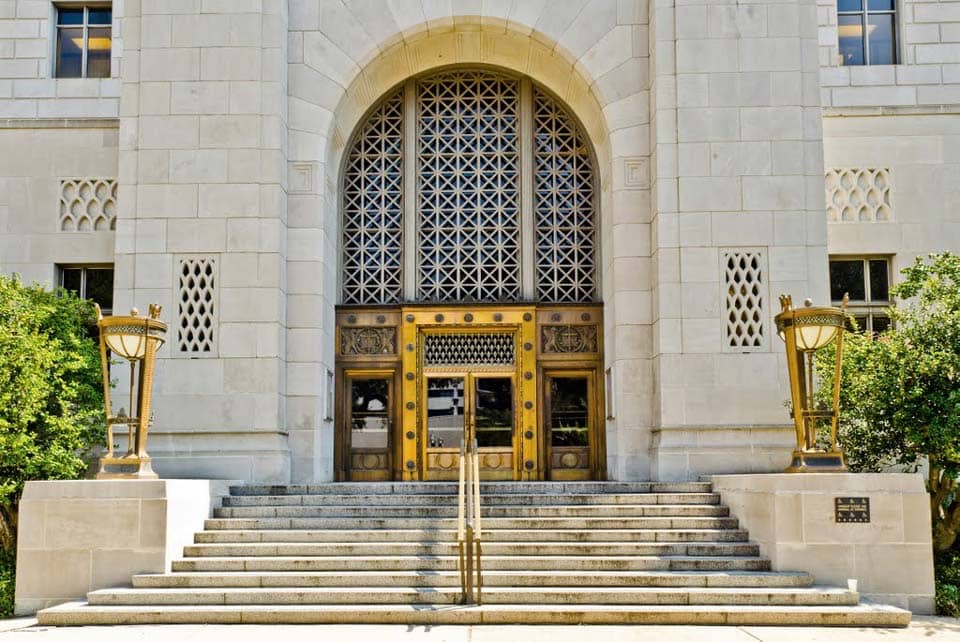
[
  {"left": 85, "top": 586, "right": 859, "bottom": 607},
  {"left": 36, "top": 601, "right": 913, "bottom": 627},
  {"left": 194, "top": 527, "right": 750, "bottom": 544},
  {"left": 230, "top": 482, "right": 714, "bottom": 496},
  {"left": 212, "top": 504, "right": 730, "bottom": 519},
  {"left": 222, "top": 493, "right": 722, "bottom": 507},
  {"left": 182, "top": 541, "right": 760, "bottom": 558},
  {"left": 203, "top": 516, "right": 741, "bottom": 531},
  {"left": 133, "top": 570, "right": 815, "bottom": 589},
  {"left": 171, "top": 555, "right": 773, "bottom": 573}
]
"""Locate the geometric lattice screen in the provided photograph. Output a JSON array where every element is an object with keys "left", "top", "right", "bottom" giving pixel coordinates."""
[
  {"left": 417, "top": 70, "right": 522, "bottom": 303},
  {"left": 423, "top": 332, "right": 516, "bottom": 367},
  {"left": 824, "top": 168, "right": 892, "bottom": 222},
  {"left": 723, "top": 250, "right": 767, "bottom": 351},
  {"left": 533, "top": 88, "right": 596, "bottom": 302},
  {"left": 177, "top": 257, "right": 217, "bottom": 354},
  {"left": 341, "top": 89, "right": 404, "bottom": 305},
  {"left": 340, "top": 68, "right": 597, "bottom": 306},
  {"left": 59, "top": 178, "right": 117, "bottom": 231}
]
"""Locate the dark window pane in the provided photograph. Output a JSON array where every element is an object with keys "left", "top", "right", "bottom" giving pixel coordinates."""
[
  {"left": 550, "top": 377, "right": 589, "bottom": 447},
  {"left": 868, "top": 14, "right": 896, "bottom": 65},
  {"left": 838, "top": 0, "right": 862, "bottom": 10},
  {"left": 867, "top": 0, "right": 894, "bottom": 10},
  {"left": 88, "top": 8, "right": 112, "bottom": 24},
  {"left": 869, "top": 260, "right": 890, "bottom": 301},
  {"left": 427, "top": 377, "right": 464, "bottom": 449},
  {"left": 61, "top": 268, "right": 82, "bottom": 295},
  {"left": 56, "top": 27, "right": 84, "bottom": 78},
  {"left": 85, "top": 268, "right": 114, "bottom": 312},
  {"left": 838, "top": 15, "right": 865, "bottom": 66},
  {"left": 86, "top": 27, "right": 112, "bottom": 78},
  {"left": 872, "top": 315, "right": 891, "bottom": 334},
  {"left": 350, "top": 379, "right": 389, "bottom": 449},
  {"left": 853, "top": 316, "right": 868, "bottom": 332},
  {"left": 830, "top": 260, "right": 866, "bottom": 301},
  {"left": 57, "top": 8, "right": 84, "bottom": 25},
  {"left": 475, "top": 377, "right": 513, "bottom": 448}
]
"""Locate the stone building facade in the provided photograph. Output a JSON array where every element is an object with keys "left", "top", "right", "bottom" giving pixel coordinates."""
[{"left": 0, "top": 0, "right": 958, "bottom": 484}]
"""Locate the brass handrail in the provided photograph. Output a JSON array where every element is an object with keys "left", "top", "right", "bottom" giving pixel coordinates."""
[{"left": 457, "top": 437, "right": 482, "bottom": 604}]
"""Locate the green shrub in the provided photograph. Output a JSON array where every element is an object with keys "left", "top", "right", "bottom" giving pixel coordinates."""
[
  {"left": 0, "top": 274, "right": 104, "bottom": 602},
  {"left": 0, "top": 548, "right": 13, "bottom": 618},
  {"left": 936, "top": 549, "right": 960, "bottom": 617}
]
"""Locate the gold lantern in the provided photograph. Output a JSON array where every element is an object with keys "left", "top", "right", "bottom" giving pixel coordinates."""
[
  {"left": 774, "top": 294, "right": 849, "bottom": 473},
  {"left": 95, "top": 304, "right": 167, "bottom": 479}
]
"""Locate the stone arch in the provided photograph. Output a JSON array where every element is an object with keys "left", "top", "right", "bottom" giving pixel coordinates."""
[{"left": 286, "top": 7, "right": 651, "bottom": 482}]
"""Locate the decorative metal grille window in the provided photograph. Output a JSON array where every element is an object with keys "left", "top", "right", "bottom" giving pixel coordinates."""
[
  {"left": 177, "top": 257, "right": 217, "bottom": 355},
  {"left": 60, "top": 179, "right": 117, "bottom": 231},
  {"left": 340, "top": 69, "right": 597, "bottom": 306},
  {"left": 417, "top": 71, "right": 521, "bottom": 302},
  {"left": 723, "top": 250, "right": 767, "bottom": 351},
  {"left": 825, "top": 168, "right": 892, "bottom": 223},
  {"left": 423, "top": 333, "right": 515, "bottom": 367},
  {"left": 534, "top": 88, "right": 596, "bottom": 303},
  {"left": 341, "top": 89, "right": 404, "bottom": 305}
]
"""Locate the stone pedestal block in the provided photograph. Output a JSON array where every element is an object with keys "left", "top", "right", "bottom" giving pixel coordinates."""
[
  {"left": 14, "top": 479, "right": 234, "bottom": 615},
  {"left": 711, "top": 473, "right": 936, "bottom": 614}
]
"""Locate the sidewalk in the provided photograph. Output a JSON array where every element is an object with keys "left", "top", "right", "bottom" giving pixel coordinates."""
[{"left": 1, "top": 617, "right": 959, "bottom": 641}]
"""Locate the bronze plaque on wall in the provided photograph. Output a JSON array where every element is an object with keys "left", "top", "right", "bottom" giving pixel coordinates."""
[{"left": 835, "top": 497, "right": 870, "bottom": 523}]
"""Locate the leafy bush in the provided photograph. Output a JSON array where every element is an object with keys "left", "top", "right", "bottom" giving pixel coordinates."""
[
  {"left": 0, "top": 548, "right": 13, "bottom": 618},
  {"left": 937, "top": 549, "right": 960, "bottom": 617},
  {"left": 0, "top": 275, "right": 104, "bottom": 571}
]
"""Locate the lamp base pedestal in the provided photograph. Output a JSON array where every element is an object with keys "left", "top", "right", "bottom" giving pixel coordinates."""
[
  {"left": 96, "top": 455, "right": 158, "bottom": 479},
  {"left": 784, "top": 450, "right": 848, "bottom": 473}
]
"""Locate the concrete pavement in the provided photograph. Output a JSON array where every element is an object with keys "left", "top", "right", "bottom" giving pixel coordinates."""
[{"left": 1, "top": 617, "right": 959, "bottom": 641}]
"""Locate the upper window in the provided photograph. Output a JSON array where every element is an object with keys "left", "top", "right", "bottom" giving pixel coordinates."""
[
  {"left": 56, "top": 5, "right": 112, "bottom": 78},
  {"left": 829, "top": 257, "right": 892, "bottom": 334},
  {"left": 837, "top": 0, "right": 897, "bottom": 66},
  {"left": 60, "top": 265, "right": 114, "bottom": 315},
  {"left": 340, "top": 69, "right": 597, "bottom": 306}
]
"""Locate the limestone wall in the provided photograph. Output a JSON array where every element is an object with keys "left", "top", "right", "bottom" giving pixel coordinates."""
[
  {"left": 0, "top": 123, "right": 118, "bottom": 283},
  {"left": 712, "top": 473, "right": 936, "bottom": 614},
  {"left": 14, "top": 479, "right": 232, "bottom": 615}
]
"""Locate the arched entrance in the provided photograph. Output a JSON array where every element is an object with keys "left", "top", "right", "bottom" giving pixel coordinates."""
[{"left": 334, "top": 68, "right": 605, "bottom": 482}]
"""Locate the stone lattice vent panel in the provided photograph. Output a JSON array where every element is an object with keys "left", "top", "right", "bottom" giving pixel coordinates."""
[
  {"left": 59, "top": 179, "right": 117, "bottom": 231},
  {"left": 177, "top": 257, "right": 218, "bottom": 356},
  {"left": 825, "top": 168, "right": 892, "bottom": 223},
  {"left": 722, "top": 249, "right": 768, "bottom": 352}
]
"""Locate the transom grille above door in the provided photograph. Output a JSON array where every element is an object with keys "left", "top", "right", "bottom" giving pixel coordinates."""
[
  {"left": 423, "top": 332, "right": 515, "bottom": 367},
  {"left": 339, "top": 68, "right": 598, "bottom": 306}
]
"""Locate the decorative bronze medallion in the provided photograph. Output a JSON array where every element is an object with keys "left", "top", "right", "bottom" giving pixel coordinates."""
[
  {"left": 435, "top": 314, "right": 444, "bottom": 323},
  {"left": 406, "top": 314, "right": 415, "bottom": 322},
  {"left": 406, "top": 343, "right": 414, "bottom": 352},
  {"left": 406, "top": 460, "right": 415, "bottom": 470},
  {"left": 525, "top": 460, "right": 534, "bottom": 470},
  {"left": 464, "top": 313, "right": 474, "bottom": 322},
  {"left": 406, "top": 431, "right": 415, "bottom": 440},
  {"left": 406, "top": 401, "right": 415, "bottom": 410},
  {"left": 524, "top": 371, "right": 533, "bottom": 380},
  {"left": 524, "top": 342, "right": 533, "bottom": 351},
  {"left": 347, "top": 314, "right": 357, "bottom": 324},
  {"left": 581, "top": 312, "right": 591, "bottom": 322},
  {"left": 523, "top": 312, "right": 532, "bottom": 322},
  {"left": 493, "top": 313, "right": 503, "bottom": 322},
  {"left": 551, "top": 313, "right": 562, "bottom": 322},
  {"left": 525, "top": 430, "right": 534, "bottom": 439},
  {"left": 524, "top": 400, "right": 533, "bottom": 410},
  {"left": 340, "top": 327, "right": 397, "bottom": 355},
  {"left": 376, "top": 315, "right": 386, "bottom": 324},
  {"left": 406, "top": 372, "right": 414, "bottom": 380},
  {"left": 541, "top": 325, "right": 598, "bottom": 353}
]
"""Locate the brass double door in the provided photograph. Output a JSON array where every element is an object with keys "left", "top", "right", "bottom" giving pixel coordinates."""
[{"left": 336, "top": 305, "right": 606, "bottom": 482}]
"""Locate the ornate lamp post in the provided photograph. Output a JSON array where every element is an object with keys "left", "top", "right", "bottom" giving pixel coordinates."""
[
  {"left": 774, "top": 294, "right": 849, "bottom": 473},
  {"left": 95, "top": 304, "right": 167, "bottom": 479}
]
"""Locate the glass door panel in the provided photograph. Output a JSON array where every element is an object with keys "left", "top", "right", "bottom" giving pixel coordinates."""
[
  {"left": 547, "top": 375, "right": 592, "bottom": 480},
  {"left": 348, "top": 377, "right": 392, "bottom": 481},
  {"left": 425, "top": 376, "right": 466, "bottom": 479},
  {"left": 473, "top": 376, "right": 515, "bottom": 479}
]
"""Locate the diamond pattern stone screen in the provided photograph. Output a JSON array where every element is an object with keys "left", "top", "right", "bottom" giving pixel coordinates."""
[
  {"left": 178, "top": 257, "right": 217, "bottom": 354},
  {"left": 423, "top": 333, "right": 516, "bottom": 367},
  {"left": 534, "top": 88, "right": 596, "bottom": 302},
  {"left": 59, "top": 178, "right": 117, "bottom": 231},
  {"left": 417, "top": 70, "right": 521, "bottom": 302},
  {"left": 723, "top": 250, "right": 767, "bottom": 351},
  {"left": 825, "top": 168, "right": 892, "bottom": 222},
  {"left": 341, "top": 88, "right": 404, "bottom": 305}
]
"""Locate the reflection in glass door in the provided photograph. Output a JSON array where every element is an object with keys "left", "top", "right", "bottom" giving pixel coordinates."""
[
  {"left": 546, "top": 374, "right": 592, "bottom": 480},
  {"left": 423, "top": 374, "right": 516, "bottom": 480},
  {"left": 347, "top": 376, "right": 392, "bottom": 481}
]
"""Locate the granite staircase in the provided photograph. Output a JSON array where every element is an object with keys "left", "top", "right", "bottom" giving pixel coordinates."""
[{"left": 38, "top": 481, "right": 910, "bottom": 626}]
